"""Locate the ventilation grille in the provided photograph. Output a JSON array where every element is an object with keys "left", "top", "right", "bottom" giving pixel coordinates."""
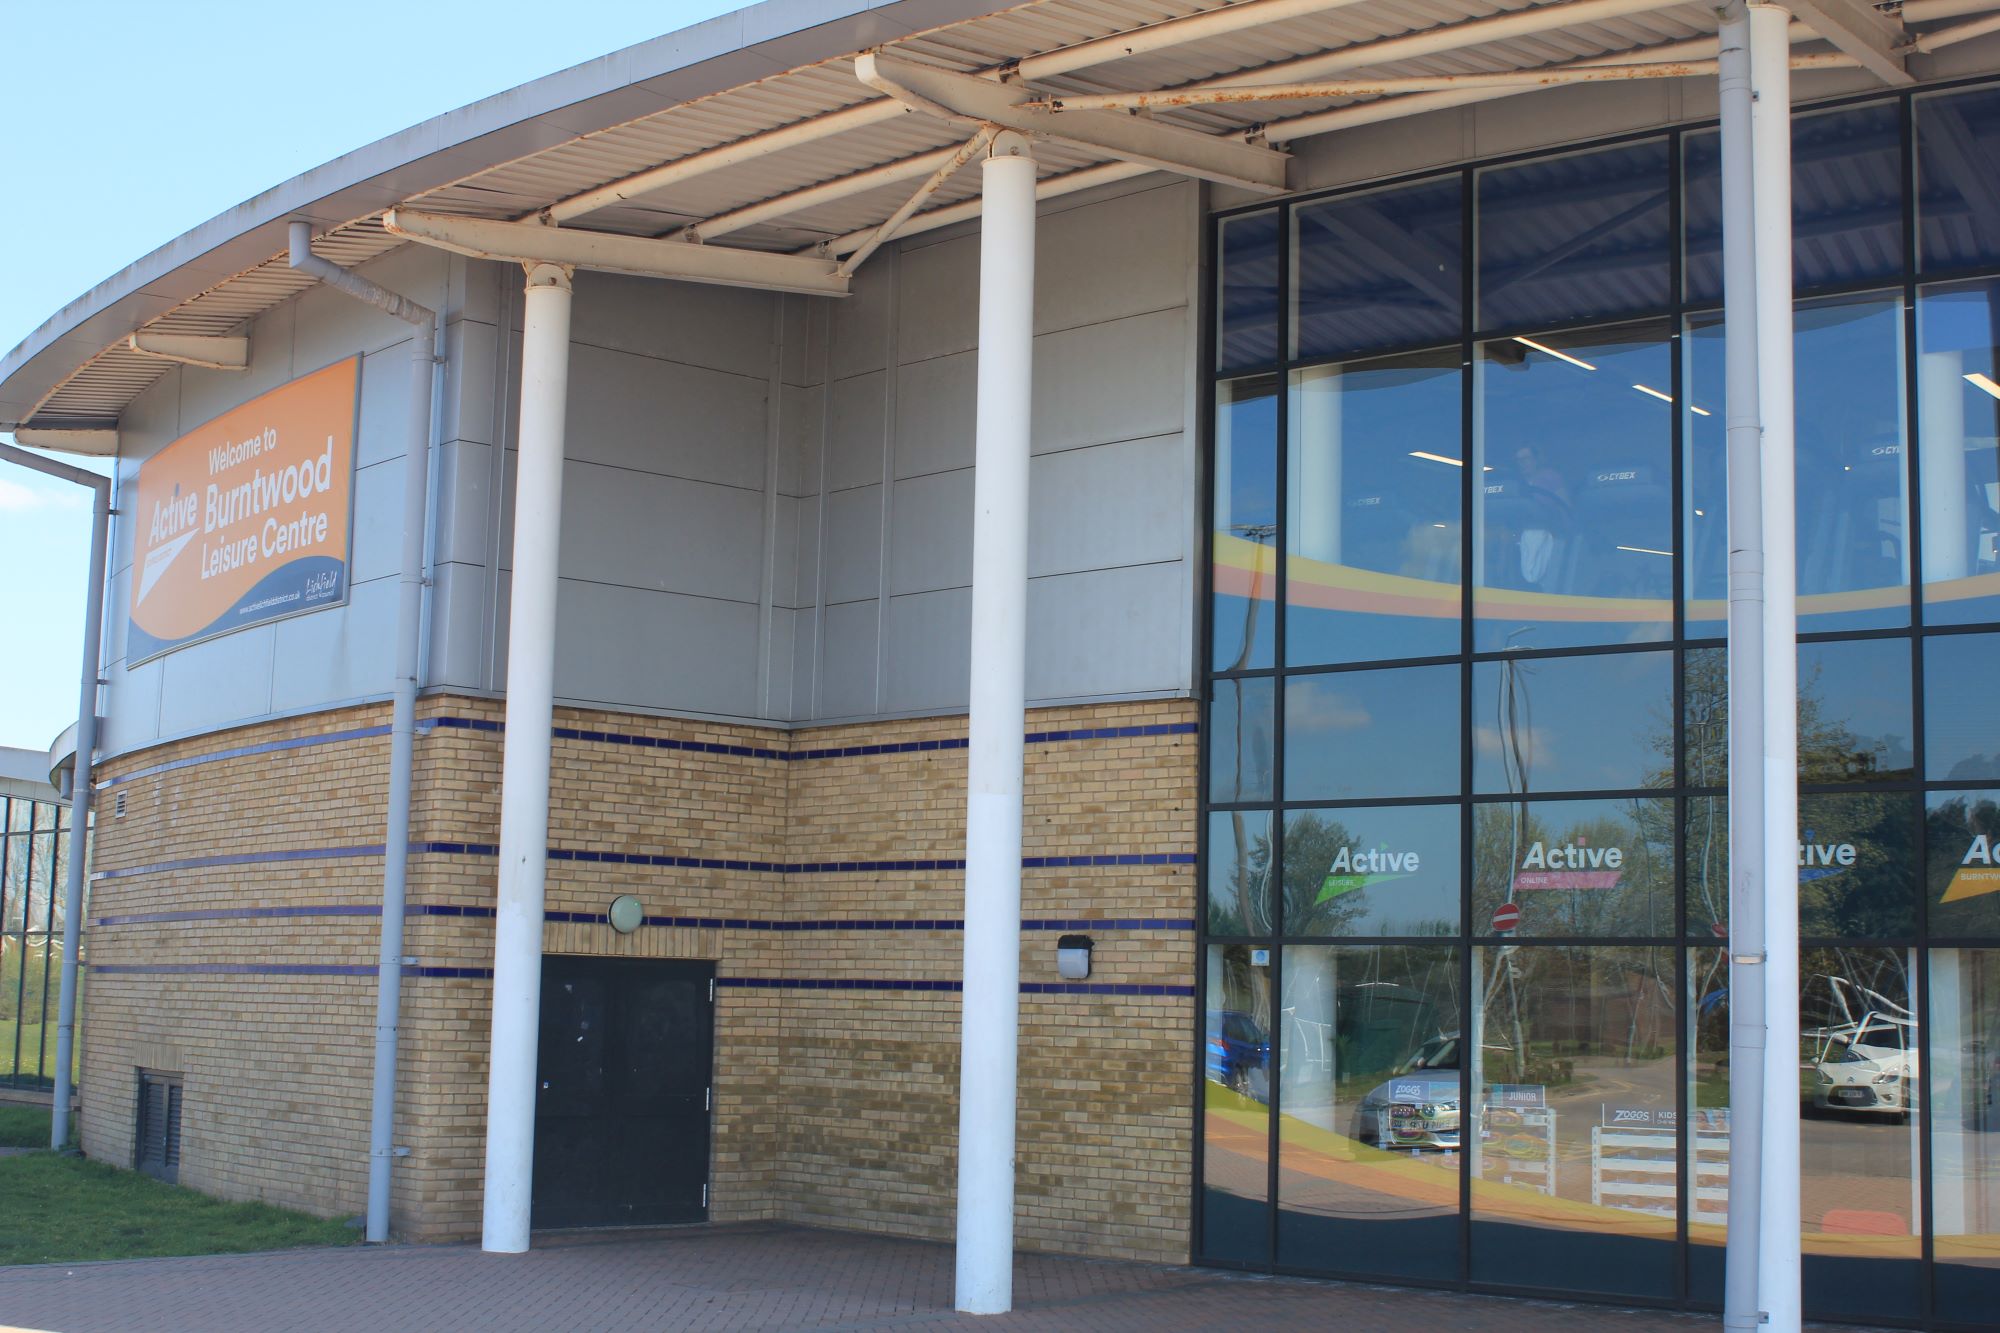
[{"left": 135, "top": 1069, "right": 183, "bottom": 1184}]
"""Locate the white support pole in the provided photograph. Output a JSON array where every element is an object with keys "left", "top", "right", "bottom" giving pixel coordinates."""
[
  {"left": 1717, "top": 8, "right": 1768, "bottom": 1328},
  {"left": 1749, "top": 6, "right": 1802, "bottom": 1329},
  {"left": 955, "top": 130, "right": 1035, "bottom": 1317},
  {"left": 481, "top": 260, "right": 574, "bottom": 1254},
  {"left": 51, "top": 476, "right": 108, "bottom": 1153}
]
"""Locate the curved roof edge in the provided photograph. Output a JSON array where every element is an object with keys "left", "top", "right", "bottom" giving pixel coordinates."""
[{"left": 0, "top": 0, "right": 1001, "bottom": 429}]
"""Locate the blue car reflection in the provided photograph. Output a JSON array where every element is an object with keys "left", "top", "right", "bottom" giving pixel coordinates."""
[{"left": 1207, "top": 1010, "right": 1271, "bottom": 1103}]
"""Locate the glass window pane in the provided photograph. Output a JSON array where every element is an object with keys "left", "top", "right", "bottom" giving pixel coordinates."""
[
  {"left": 1796, "top": 295, "right": 1911, "bottom": 629},
  {"left": 1218, "top": 210, "right": 1281, "bottom": 371},
  {"left": 1214, "top": 375, "right": 1279, "bottom": 672},
  {"left": 26, "top": 834, "right": 53, "bottom": 934},
  {"left": 1285, "top": 664, "right": 1459, "bottom": 802},
  {"left": 1283, "top": 805, "right": 1460, "bottom": 937},
  {"left": 1925, "top": 631, "right": 2000, "bottom": 780},
  {"left": 1686, "top": 792, "right": 1918, "bottom": 941},
  {"left": 1928, "top": 790, "right": 2000, "bottom": 938},
  {"left": 1930, "top": 948, "right": 2000, "bottom": 1323},
  {"left": 1278, "top": 944, "right": 1462, "bottom": 1279},
  {"left": 1800, "top": 638, "right": 1914, "bottom": 785},
  {"left": 1203, "top": 943, "right": 1273, "bottom": 1262},
  {"left": 1209, "top": 810, "right": 1276, "bottom": 937},
  {"left": 1685, "top": 646, "right": 1728, "bottom": 790},
  {"left": 1686, "top": 294, "right": 1911, "bottom": 633},
  {"left": 1918, "top": 279, "right": 2000, "bottom": 624},
  {"left": 29, "top": 801, "right": 54, "bottom": 833},
  {"left": 1683, "top": 102, "right": 1904, "bottom": 305},
  {"left": 1468, "top": 944, "right": 1677, "bottom": 1299},
  {"left": 1916, "top": 83, "right": 2000, "bottom": 274},
  {"left": 1473, "top": 797, "right": 1673, "bottom": 939},
  {"left": 1210, "top": 678, "right": 1275, "bottom": 804},
  {"left": 1294, "top": 176, "right": 1462, "bottom": 361},
  {"left": 1474, "top": 323, "right": 1673, "bottom": 650},
  {"left": 1800, "top": 948, "right": 1922, "bottom": 1321},
  {"left": 1472, "top": 650, "right": 1672, "bottom": 795},
  {"left": 1686, "top": 946, "right": 1733, "bottom": 1302},
  {"left": 1799, "top": 792, "right": 1918, "bottom": 939},
  {"left": 1477, "top": 139, "right": 1670, "bottom": 331},
  {"left": 1286, "top": 351, "right": 1462, "bottom": 666}
]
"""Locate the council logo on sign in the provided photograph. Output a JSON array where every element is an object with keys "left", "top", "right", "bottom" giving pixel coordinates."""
[{"left": 127, "top": 358, "right": 359, "bottom": 662}]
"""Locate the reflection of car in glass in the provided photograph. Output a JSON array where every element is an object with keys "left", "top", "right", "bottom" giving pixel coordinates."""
[
  {"left": 1809, "top": 980, "right": 1917, "bottom": 1118},
  {"left": 1352, "top": 1033, "right": 1461, "bottom": 1149},
  {"left": 1207, "top": 1010, "right": 1271, "bottom": 1103}
]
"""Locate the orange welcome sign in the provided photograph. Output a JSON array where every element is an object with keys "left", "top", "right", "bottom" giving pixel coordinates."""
[{"left": 128, "top": 357, "right": 359, "bottom": 662}]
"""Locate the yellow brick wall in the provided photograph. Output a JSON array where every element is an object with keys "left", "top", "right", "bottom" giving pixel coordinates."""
[{"left": 80, "top": 692, "right": 1197, "bottom": 1260}]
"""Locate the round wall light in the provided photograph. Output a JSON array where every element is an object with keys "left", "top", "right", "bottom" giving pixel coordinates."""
[{"left": 608, "top": 894, "right": 645, "bottom": 935}]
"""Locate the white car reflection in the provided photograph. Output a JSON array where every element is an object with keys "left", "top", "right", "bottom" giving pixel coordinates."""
[
  {"left": 1352, "top": 1034, "right": 1461, "bottom": 1150},
  {"left": 1809, "top": 977, "right": 1917, "bottom": 1119}
]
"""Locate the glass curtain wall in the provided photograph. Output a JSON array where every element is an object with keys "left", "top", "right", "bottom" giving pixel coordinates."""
[
  {"left": 1201, "top": 79, "right": 2000, "bottom": 1329},
  {"left": 0, "top": 795, "right": 79, "bottom": 1092}
]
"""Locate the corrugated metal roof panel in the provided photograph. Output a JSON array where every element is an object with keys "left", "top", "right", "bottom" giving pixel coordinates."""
[{"left": 16, "top": 0, "right": 1893, "bottom": 433}]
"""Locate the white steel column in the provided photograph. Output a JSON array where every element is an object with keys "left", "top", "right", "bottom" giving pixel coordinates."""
[
  {"left": 1717, "top": 8, "right": 1768, "bottom": 1327},
  {"left": 481, "top": 260, "right": 574, "bottom": 1254},
  {"left": 1749, "top": 6, "right": 1802, "bottom": 1328},
  {"left": 955, "top": 130, "right": 1035, "bottom": 1317}
]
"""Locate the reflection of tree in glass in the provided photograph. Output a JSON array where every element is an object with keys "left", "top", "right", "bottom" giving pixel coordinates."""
[
  {"left": 1209, "top": 814, "right": 1273, "bottom": 937},
  {"left": 1471, "top": 805, "right": 1673, "bottom": 937},
  {"left": 1670, "top": 648, "right": 1913, "bottom": 937},
  {"left": 1280, "top": 813, "right": 1366, "bottom": 937}
]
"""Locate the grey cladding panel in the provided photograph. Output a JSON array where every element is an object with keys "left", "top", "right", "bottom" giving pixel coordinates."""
[
  {"left": 1033, "top": 183, "right": 1191, "bottom": 334},
  {"left": 1027, "top": 562, "right": 1185, "bottom": 701},
  {"left": 817, "top": 599, "right": 880, "bottom": 718},
  {"left": 883, "top": 586, "right": 972, "bottom": 714},
  {"left": 553, "top": 579, "right": 760, "bottom": 718},
  {"left": 825, "top": 372, "right": 887, "bottom": 493},
  {"left": 894, "top": 349, "right": 976, "bottom": 479},
  {"left": 889, "top": 469, "right": 973, "bottom": 596},
  {"left": 1029, "top": 435, "right": 1185, "bottom": 579},
  {"left": 557, "top": 461, "right": 764, "bottom": 605},
  {"left": 563, "top": 343, "right": 768, "bottom": 491},
  {"left": 1031, "top": 307, "right": 1186, "bottom": 456},
  {"left": 269, "top": 577, "right": 399, "bottom": 713},
  {"left": 822, "top": 485, "right": 883, "bottom": 605},
  {"left": 568, "top": 271, "right": 775, "bottom": 380}
]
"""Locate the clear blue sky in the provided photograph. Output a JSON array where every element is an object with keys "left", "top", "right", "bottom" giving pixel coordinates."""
[{"left": 0, "top": 1, "right": 742, "bottom": 751}]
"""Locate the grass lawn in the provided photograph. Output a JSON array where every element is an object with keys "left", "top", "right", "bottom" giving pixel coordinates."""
[
  {"left": 0, "top": 1153, "right": 358, "bottom": 1264},
  {"left": 0, "top": 1105, "right": 62, "bottom": 1149},
  {"left": 0, "top": 1019, "right": 72, "bottom": 1086}
]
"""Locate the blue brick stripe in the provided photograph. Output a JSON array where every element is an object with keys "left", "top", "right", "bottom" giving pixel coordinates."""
[
  {"left": 96, "top": 716, "right": 1197, "bottom": 791},
  {"left": 97, "top": 843, "right": 1192, "bottom": 882},
  {"left": 83, "top": 963, "right": 1186, "bottom": 994},
  {"left": 93, "top": 904, "right": 1194, "bottom": 932},
  {"left": 99, "top": 725, "right": 392, "bottom": 788}
]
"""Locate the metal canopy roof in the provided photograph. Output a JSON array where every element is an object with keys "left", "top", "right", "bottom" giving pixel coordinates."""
[{"left": 4, "top": 0, "right": 1991, "bottom": 440}]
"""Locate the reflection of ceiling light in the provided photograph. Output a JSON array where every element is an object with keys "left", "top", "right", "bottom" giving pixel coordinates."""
[
  {"left": 1515, "top": 336, "right": 1596, "bottom": 370},
  {"left": 1433, "top": 522, "right": 1448, "bottom": 528},
  {"left": 1632, "top": 383, "right": 1675, "bottom": 406},
  {"left": 1617, "top": 545, "right": 1673, "bottom": 556},
  {"left": 1689, "top": 404, "right": 1712, "bottom": 416},
  {"left": 1410, "top": 450, "right": 1463, "bottom": 467},
  {"left": 1967, "top": 372, "right": 2000, "bottom": 401},
  {"left": 1695, "top": 508, "right": 1706, "bottom": 516}
]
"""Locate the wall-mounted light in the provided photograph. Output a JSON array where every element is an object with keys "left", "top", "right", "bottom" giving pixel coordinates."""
[
  {"left": 1057, "top": 933, "right": 1093, "bottom": 981},
  {"left": 608, "top": 894, "right": 644, "bottom": 935}
]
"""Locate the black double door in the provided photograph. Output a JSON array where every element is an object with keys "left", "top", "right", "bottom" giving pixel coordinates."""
[{"left": 532, "top": 955, "right": 714, "bottom": 1229}]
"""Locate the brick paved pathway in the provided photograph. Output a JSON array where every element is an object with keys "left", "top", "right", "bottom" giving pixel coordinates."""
[{"left": 0, "top": 1222, "right": 1784, "bottom": 1332}]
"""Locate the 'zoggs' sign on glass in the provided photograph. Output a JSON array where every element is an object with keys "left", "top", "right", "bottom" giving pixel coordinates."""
[{"left": 128, "top": 358, "right": 358, "bottom": 662}]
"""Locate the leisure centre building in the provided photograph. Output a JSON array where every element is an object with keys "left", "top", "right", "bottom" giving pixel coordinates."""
[{"left": 6, "top": 1, "right": 2000, "bottom": 1326}]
